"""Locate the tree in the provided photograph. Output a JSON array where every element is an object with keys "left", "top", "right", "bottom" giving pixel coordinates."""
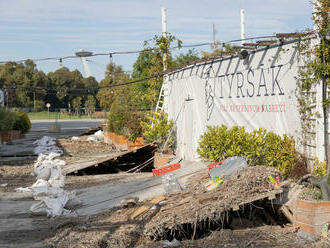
[
  {"left": 85, "top": 95, "right": 96, "bottom": 117},
  {"left": 0, "top": 60, "right": 47, "bottom": 108},
  {"left": 96, "top": 62, "right": 129, "bottom": 110},
  {"left": 173, "top": 49, "right": 200, "bottom": 68},
  {"left": 47, "top": 68, "right": 87, "bottom": 109},
  {"left": 201, "top": 43, "right": 237, "bottom": 58},
  {"left": 131, "top": 33, "right": 182, "bottom": 110},
  {"left": 72, "top": 96, "right": 82, "bottom": 116}
]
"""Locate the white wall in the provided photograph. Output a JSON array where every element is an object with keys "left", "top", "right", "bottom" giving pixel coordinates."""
[{"left": 164, "top": 38, "right": 324, "bottom": 162}]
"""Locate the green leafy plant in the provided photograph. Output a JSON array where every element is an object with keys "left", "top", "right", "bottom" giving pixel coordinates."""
[
  {"left": 312, "top": 157, "right": 327, "bottom": 177},
  {"left": 140, "top": 111, "right": 173, "bottom": 148},
  {"left": 12, "top": 110, "right": 31, "bottom": 134},
  {"left": 197, "top": 125, "right": 297, "bottom": 177},
  {"left": 0, "top": 107, "right": 17, "bottom": 131}
]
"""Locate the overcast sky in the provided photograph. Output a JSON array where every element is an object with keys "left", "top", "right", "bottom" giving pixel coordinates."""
[{"left": 0, "top": 0, "right": 313, "bottom": 81}]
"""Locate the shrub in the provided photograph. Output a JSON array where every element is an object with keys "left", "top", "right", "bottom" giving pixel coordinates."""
[
  {"left": 0, "top": 107, "right": 17, "bottom": 131},
  {"left": 312, "top": 157, "right": 327, "bottom": 178},
  {"left": 140, "top": 111, "right": 173, "bottom": 148},
  {"left": 197, "top": 125, "right": 298, "bottom": 177},
  {"left": 12, "top": 110, "right": 31, "bottom": 134}
]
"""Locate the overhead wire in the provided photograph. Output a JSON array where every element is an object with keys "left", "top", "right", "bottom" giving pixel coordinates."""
[
  {"left": 0, "top": 34, "right": 297, "bottom": 65},
  {"left": 1, "top": 32, "right": 314, "bottom": 95}
]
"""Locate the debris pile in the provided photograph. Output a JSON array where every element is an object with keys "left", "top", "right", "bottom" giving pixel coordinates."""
[
  {"left": 143, "top": 166, "right": 282, "bottom": 240},
  {"left": 16, "top": 136, "right": 80, "bottom": 217}
]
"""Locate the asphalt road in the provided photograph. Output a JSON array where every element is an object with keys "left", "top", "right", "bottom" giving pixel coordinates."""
[{"left": 0, "top": 119, "right": 104, "bottom": 159}]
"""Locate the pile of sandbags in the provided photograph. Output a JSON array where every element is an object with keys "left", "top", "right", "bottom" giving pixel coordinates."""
[{"left": 16, "top": 136, "right": 80, "bottom": 217}]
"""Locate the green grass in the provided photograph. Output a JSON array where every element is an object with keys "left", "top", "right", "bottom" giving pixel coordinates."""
[{"left": 28, "top": 111, "right": 90, "bottom": 120}]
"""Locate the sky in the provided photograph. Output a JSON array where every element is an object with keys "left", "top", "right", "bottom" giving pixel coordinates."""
[{"left": 0, "top": 0, "right": 314, "bottom": 82}]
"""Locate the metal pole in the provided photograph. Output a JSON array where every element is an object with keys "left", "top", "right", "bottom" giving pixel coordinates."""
[
  {"left": 161, "top": 7, "right": 167, "bottom": 71},
  {"left": 321, "top": 37, "right": 329, "bottom": 166},
  {"left": 33, "top": 92, "right": 36, "bottom": 112},
  {"left": 213, "top": 23, "right": 217, "bottom": 46},
  {"left": 240, "top": 9, "right": 246, "bottom": 45}
]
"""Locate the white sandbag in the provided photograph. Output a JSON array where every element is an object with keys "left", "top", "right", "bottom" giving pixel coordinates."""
[
  {"left": 33, "top": 136, "right": 63, "bottom": 155},
  {"left": 48, "top": 167, "right": 65, "bottom": 188},
  {"left": 87, "top": 136, "right": 98, "bottom": 142},
  {"left": 36, "top": 166, "right": 51, "bottom": 181},
  {"left": 65, "top": 191, "right": 82, "bottom": 209},
  {"left": 30, "top": 201, "right": 47, "bottom": 215},
  {"left": 32, "top": 186, "right": 64, "bottom": 199},
  {"left": 15, "top": 187, "right": 32, "bottom": 192},
  {"left": 31, "top": 179, "right": 50, "bottom": 188},
  {"left": 43, "top": 194, "right": 69, "bottom": 216},
  {"left": 94, "top": 130, "right": 104, "bottom": 141},
  {"left": 28, "top": 135, "right": 79, "bottom": 217}
]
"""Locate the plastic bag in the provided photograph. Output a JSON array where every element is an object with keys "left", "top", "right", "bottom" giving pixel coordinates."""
[
  {"left": 162, "top": 174, "right": 181, "bottom": 195},
  {"left": 209, "top": 156, "right": 248, "bottom": 179}
]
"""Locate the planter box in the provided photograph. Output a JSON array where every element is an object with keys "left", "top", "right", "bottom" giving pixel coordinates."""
[
  {"left": 128, "top": 137, "right": 144, "bottom": 151},
  {"left": 154, "top": 152, "right": 175, "bottom": 168},
  {"left": 104, "top": 131, "right": 114, "bottom": 145},
  {"left": 0, "top": 130, "right": 22, "bottom": 143},
  {"left": 293, "top": 199, "right": 330, "bottom": 236},
  {"left": 104, "top": 131, "right": 144, "bottom": 151}
]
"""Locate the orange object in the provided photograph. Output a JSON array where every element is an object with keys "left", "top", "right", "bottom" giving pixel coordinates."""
[
  {"left": 152, "top": 164, "right": 181, "bottom": 176},
  {"left": 207, "top": 160, "right": 225, "bottom": 170}
]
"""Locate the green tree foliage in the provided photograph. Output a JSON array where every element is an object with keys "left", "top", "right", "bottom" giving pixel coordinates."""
[
  {"left": 0, "top": 61, "right": 99, "bottom": 110},
  {"left": 72, "top": 96, "right": 82, "bottom": 115},
  {"left": 197, "top": 125, "right": 297, "bottom": 177},
  {"left": 12, "top": 109, "right": 31, "bottom": 134},
  {"left": 0, "top": 60, "right": 48, "bottom": 108},
  {"left": 85, "top": 95, "right": 96, "bottom": 116},
  {"left": 97, "top": 63, "right": 129, "bottom": 110},
  {"left": 131, "top": 34, "right": 182, "bottom": 109},
  {"left": 172, "top": 49, "right": 200, "bottom": 68},
  {"left": 201, "top": 43, "right": 237, "bottom": 58},
  {"left": 140, "top": 111, "right": 173, "bottom": 148}
]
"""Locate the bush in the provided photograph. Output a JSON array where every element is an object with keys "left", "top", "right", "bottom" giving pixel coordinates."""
[
  {"left": 12, "top": 110, "right": 31, "bottom": 134},
  {"left": 140, "top": 111, "right": 173, "bottom": 148},
  {"left": 197, "top": 125, "right": 297, "bottom": 177},
  {"left": 0, "top": 107, "right": 17, "bottom": 131},
  {"left": 312, "top": 157, "right": 327, "bottom": 178}
]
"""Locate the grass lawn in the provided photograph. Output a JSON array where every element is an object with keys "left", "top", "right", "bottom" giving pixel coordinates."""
[{"left": 28, "top": 111, "right": 90, "bottom": 120}]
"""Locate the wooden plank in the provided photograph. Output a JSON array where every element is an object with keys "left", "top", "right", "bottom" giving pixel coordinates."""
[
  {"left": 131, "top": 195, "right": 165, "bottom": 219},
  {"left": 63, "top": 144, "right": 154, "bottom": 174}
]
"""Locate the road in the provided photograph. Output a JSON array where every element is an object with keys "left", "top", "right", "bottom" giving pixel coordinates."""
[{"left": 0, "top": 119, "right": 103, "bottom": 162}]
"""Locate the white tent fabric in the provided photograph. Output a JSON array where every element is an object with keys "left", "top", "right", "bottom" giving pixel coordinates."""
[{"left": 164, "top": 39, "right": 323, "bottom": 162}]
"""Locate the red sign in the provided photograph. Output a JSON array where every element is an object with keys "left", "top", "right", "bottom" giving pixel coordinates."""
[{"left": 46, "top": 103, "right": 51, "bottom": 108}]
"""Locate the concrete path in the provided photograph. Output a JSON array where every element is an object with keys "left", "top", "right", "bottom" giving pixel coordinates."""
[
  {"left": 0, "top": 193, "right": 50, "bottom": 248},
  {"left": 76, "top": 160, "right": 206, "bottom": 216}
]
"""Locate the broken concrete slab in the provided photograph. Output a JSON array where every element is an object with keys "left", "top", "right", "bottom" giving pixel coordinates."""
[
  {"left": 63, "top": 143, "right": 156, "bottom": 175},
  {"left": 74, "top": 161, "right": 206, "bottom": 216}
]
